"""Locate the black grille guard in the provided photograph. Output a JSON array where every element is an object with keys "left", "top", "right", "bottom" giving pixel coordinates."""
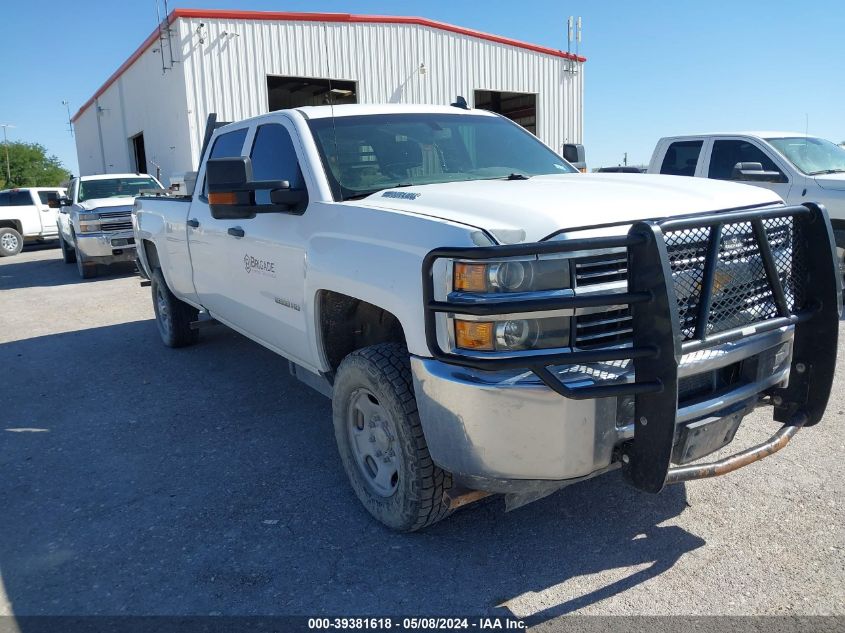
[{"left": 422, "top": 203, "right": 840, "bottom": 492}]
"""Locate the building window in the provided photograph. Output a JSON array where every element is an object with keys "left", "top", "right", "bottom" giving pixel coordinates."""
[
  {"left": 474, "top": 90, "right": 537, "bottom": 135},
  {"left": 267, "top": 76, "right": 357, "bottom": 111}
]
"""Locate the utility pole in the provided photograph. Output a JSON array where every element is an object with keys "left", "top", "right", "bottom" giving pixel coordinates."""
[
  {"left": 0, "top": 123, "right": 14, "bottom": 184},
  {"left": 623, "top": 152, "right": 628, "bottom": 167}
]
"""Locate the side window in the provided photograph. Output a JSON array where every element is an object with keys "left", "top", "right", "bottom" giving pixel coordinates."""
[
  {"left": 10, "top": 190, "right": 34, "bottom": 206},
  {"left": 0, "top": 192, "right": 9, "bottom": 206},
  {"left": 68, "top": 180, "right": 78, "bottom": 202},
  {"left": 660, "top": 140, "right": 703, "bottom": 176},
  {"left": 249, "top": 124, "right": 307, "bottom": 206},
  {"left": 708, "top": 140, "right": 785, "bottom": 181},
  {"left": 38, "top": 191, "right": 60, "bottom": 205},
  {"left": 202, "top": 128, "right": 249, "bottom": 197}
]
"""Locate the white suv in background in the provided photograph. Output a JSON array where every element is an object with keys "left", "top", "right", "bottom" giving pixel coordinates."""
[
  {"left": 0, "top": 187, "right": 65, "bottom": 256},
  {"left": 648, "top": 133, "right": 845, "bottom": 282}
]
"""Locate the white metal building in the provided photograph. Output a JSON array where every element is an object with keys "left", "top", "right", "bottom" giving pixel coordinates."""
[{"left": 72, "top": 9, "right": 585, "bottom": 183}]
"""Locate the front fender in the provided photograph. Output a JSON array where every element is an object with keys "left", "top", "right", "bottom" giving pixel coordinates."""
[{"left": 303, "top": 203, "right": 486, "bottom": 366}]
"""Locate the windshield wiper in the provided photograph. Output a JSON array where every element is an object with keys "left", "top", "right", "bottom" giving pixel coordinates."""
[
  {"left": 506, "top": 173, "right": 530, "bottom": 180},
  {"left": 809, "top": 169, "right": 845, "bottom": 175},
  {"left": 343, "top": 183, "right": 414, "bottom": 201}
]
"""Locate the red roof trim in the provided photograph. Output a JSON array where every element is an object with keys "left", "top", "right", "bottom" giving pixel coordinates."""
[{"left": 72, "top": 9, "right": 585, "bottom": 122}]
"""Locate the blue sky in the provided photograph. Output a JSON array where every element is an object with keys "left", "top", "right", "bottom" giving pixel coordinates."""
[{"left": 1, "top": 0, "right": 842, "bottom": 174}]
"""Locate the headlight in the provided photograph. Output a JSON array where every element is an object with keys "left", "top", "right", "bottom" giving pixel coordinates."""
[
  {"left": 78, "top": 222, "right": 98, "bottom": 233},
  {"left": 454, "top": 258, "right": 570, "bottom": 293},
  {"left": 455, "top": 316, "right": 571, "bottom": 351},
  {"left": 78, "top": 213, "right": 99, "bottom": 221}
]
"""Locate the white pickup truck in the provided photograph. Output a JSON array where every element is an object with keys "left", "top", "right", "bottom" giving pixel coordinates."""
[
  {"left": 0, "top": 187, "right": 65, "bottom": 256},
  {"left": 648, "top": 133, "right": 845, "bottom": 283},
  {"left": 55, "top": 173, "right": 163, "bottom": 278},
  {"left": 134, "top": 105, "right": 840, "bottom": 531}
]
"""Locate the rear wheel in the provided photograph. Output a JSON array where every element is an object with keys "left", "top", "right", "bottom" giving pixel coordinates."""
[
  {"left": 332, "top": 343, "right": 452, "bottom": 531},
  {"left": 0, "top": 228, "right": 23, "bottom": 257},
  {"left": 59, "top": 233, "right": 77, "bottom": 264},
  {"left": 151, "top": 268, "right": 199, "bottom": 347}
]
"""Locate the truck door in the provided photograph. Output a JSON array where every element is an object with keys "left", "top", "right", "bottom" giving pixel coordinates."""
[
  {"left": 222, "top": 121, "right": 312, "bottom": 366},
  {"left": 705, "top": 138, "right": 792, "bottom": 201},
  {"left": 8, "top": 190, "right": 40, "bottom": 236},
  {"left": 187, "top": 126, "right": 250, "bottom": 324},
  {"left": 36, "top": 190, "right": 60, "bottom": 236}
]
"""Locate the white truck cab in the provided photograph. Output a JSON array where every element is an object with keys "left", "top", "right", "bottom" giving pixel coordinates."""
[
  {"left": 134, "top": 106, "right": 840, "bottom": 531},
  {"left": 649, "top": 133, "right": 845, "bottom": 280},
  {"left": 0, "top": 187, "right": 65, "bottom": 256},
  {"left": 56, "top": 173, "right": 163, "bottom": 278}
]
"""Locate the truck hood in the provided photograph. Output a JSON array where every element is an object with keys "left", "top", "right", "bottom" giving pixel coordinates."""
[
  {"left": 814, "top": 173, "right": 845, "bottom": 192},
  {"left": 352, "top": 173, "right": 782, "bottom": 243},
  {"left": 76, "top": 197, "right": 136, "bottom": 212}
]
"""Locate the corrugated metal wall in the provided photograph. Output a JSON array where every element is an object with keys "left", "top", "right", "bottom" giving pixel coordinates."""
[{"left": 178, "top": 17, "right": 583, "bottom": 169}]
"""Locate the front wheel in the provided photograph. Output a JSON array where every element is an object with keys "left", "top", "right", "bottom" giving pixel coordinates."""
[
  {"left": 151, "top": 268, "right": 199, "bottom": 347},
  {"left": 0, "top": 227, "right": 23, "bottom": 257},
  {"left": 59, "top": 233, "right": 76, "bottom": 264},
  {"left": 332, "top": 343, "right": 453, "bottom": 531},
  {"left": 74, "top": 237, "right": 98, "bottom": 279}
]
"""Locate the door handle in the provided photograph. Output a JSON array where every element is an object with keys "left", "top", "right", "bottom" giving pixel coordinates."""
[
  {"left": 227, "top": 227, "right": 245, "bottom": 238},
  {"left": 186, "top": 218, "right": 199, "bottom": 228}
]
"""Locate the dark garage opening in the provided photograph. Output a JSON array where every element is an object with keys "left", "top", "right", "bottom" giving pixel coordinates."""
[
  {"left": 474, "top": 90, "right": 537, "bottom": 134},
  {"left": 131, "top": 132, "right": 147, "bottom": 174},
  {"left": 267, "top": 76, "right": 357, "bottom": 110}
]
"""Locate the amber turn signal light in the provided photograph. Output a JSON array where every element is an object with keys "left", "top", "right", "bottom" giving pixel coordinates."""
[
  {"left": 209, "top": 191, "right": 238, "bottom": 205},
  {"left": 454, "top": 262, "right": 488, "bottom": 292},
  {"left": 455, "top": 320, "right": 494, "bottom": 351}
]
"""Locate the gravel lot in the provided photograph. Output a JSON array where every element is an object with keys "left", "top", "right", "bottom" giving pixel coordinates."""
[{"left": 1, "top": 246, "right": 843, "bottom": 625}]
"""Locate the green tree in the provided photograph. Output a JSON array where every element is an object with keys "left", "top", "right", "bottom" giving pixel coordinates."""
[{"left": 1, "top": 141, "right": 69, "bottom": 189}]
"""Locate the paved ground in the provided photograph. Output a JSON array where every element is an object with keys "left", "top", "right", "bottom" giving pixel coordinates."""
[{"left": 0, "top": 246, "right": 843, "bottom": 625}]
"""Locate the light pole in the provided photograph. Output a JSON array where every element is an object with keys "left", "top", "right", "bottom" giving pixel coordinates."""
[{"left": 0, "top": 123, "right": 14, "bottom": 184}]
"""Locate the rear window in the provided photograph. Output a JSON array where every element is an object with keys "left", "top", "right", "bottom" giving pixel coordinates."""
[
  {"left": 660, "top": 140, "right": 703, "bottom": 177},
  {"left": 9, "top": 190, "right": 34, "bottom": 206}
]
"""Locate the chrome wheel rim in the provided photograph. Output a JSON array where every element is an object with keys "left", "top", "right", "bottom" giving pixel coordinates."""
[
  {"left": 346, "top": 389, "right": 402, "bottom": 498},
  {"left": 156, "top": 284, "right": 172, "bottom": 337},
  {"left": 1, "top": 233, "right": 19, "bottom": 252}
]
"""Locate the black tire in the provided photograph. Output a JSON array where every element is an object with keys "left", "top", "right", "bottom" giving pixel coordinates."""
[
  {"left": 59, "top": 233, "right": 77, "bottom": 264},
  {"left": 332, "top": 343, "right": 452, "bottom": 531},
  {"left": 75, "top": 245, "right": 98, "bottom": 279},
  {"left": 0, "top": 227, "right": 23, "bottom": 257},
  {"left": 151, "top": 268, "right": 199, "bottom": 348}
]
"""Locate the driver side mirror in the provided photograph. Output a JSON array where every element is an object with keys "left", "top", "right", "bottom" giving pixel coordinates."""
[
  {"left": 731, "top": 162, "right": 784, "bottom": 183},
  {"left": 52, "top": 197, "right": 72, "bottom": 211},
  {"left": 206, "top": 156, "right": 307, "bottom": 219}
]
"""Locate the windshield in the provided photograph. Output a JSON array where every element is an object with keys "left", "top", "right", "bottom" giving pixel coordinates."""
[
  {"left": 307, "top": 113, "right": 576, "bottom": 201},
  {"left": 765, "top": 137, "right": 845, "bottom": 175},
  {"left": 78, "top": 177, "right": 161, "bottom": 202}
]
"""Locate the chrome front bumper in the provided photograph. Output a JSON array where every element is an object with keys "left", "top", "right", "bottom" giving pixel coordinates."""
[
  {"left": 412, "top": 327, "right": 794, "bottom": 492},
  {"left": 75, "top": 231, "right": 136, "bottom": 261}
]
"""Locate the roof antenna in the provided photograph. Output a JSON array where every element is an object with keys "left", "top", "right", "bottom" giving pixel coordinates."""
[
  {"left": 323, "top": 23, "right": 342, "bottom": 200},
  {"left": 450, "top": 96, "right": 469, "bottom": 110}
]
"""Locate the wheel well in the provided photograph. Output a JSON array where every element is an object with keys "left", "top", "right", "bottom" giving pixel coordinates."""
[
  {"left": 318, "top": 291, "right": 406, "bottom": 374},
  {"left": 0, "top": 220, "right": 22, "bottom": 234},
  {"left": 143, "top": 240, "right": 161, "bottom": 269}
]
